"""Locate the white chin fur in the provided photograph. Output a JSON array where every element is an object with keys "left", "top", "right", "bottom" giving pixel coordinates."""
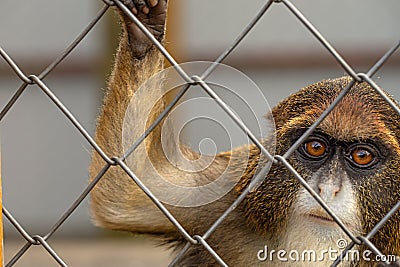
[{"left": 268, "top": 180, "right": 362, "bottom": 267}]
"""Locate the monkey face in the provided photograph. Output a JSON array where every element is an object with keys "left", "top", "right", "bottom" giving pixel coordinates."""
[
  {"left": 291, "top": 131, "right": 388, "bottom": 234},
  {"left": 264, "top": 77, "right": 400, "bottom": 258},
  {"left": 245, "top": 77, "right": 400, "bottom": 256}
]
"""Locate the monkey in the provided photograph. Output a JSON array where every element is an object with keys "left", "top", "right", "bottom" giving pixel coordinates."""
[{"left": 89, "top": 0, "right": 400, "bottom": 266}]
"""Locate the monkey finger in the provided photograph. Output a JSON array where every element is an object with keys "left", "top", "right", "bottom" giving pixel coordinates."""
[
  {"left": 133, "top": 0, "right": 146, "bottom": 6},
  {"left": 146, "top": 0, "right": 167, "bottom": 17},
  {"left": 121, "top": 0, "right": 138, "bottom": 14},
  {"left": 149, "top": 0, "right": 158, "bottom": 7},
  {"left": 140, "top": 0, "right": 163, "bottom": 13},
  {"left": 133, "top": 0, "right": 150, "bottom": 14}
]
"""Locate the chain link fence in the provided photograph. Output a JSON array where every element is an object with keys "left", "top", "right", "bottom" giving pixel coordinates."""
[{"left": 1, "top": 0, "right": 399, "bottom": 266}]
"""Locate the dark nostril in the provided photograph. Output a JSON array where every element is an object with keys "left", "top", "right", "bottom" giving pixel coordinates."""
[
  {"left": 318, "top": 183, "right": 325, "bottom": 195},
  {"left": 333, "top": 184, "right": 341, "bottom": 197},
  {"left": 318, "top": 184, "right": 323, "bottom": 194}
]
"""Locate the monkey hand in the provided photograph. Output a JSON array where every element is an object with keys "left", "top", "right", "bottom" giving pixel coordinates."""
[{"left": 120, "top": 0, "right": 168, "bottom": 58}]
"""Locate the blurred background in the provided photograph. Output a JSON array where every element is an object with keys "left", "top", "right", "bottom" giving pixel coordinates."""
[{"left": 0, "top": 0, "right": 399, "bottom": 266}]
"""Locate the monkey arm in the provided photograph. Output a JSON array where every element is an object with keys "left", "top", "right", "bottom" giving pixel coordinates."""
[
  {"left": 89, "top": 1, "right": 243, "bottom": 236},
  {"left": 89, "top": 1, "right": 177, "bottom": 233}
]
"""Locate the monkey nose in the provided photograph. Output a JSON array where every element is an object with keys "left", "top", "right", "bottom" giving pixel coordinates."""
[{"left": 318, "top": 182, "right": 341, "bottom": 202}]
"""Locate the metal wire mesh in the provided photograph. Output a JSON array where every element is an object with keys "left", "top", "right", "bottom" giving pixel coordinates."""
[{"left": 1, "top": 0, "right": 399, "bottom": 266}]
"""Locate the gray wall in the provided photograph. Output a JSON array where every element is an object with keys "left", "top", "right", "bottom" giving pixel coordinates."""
[
  {"left": 0, "top": 0, "right": 106, "bottom": 237},
  {"left": 0, "top": 0, "right": 399, "bottom": 237}
]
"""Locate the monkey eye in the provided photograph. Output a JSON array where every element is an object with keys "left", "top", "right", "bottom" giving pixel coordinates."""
[
  {"left": 303, "top": 139, "right": 328, "bottom": 159},
  {"left": 349, "top": 146, "right": 376, "bottom": 167}
]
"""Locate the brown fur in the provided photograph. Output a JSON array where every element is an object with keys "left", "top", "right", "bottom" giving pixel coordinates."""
[{"left": 89, "top": 2, "right": 400, "bottom": 266}]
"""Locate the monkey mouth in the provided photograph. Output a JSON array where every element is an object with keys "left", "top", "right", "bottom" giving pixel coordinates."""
[
  {"left": 304, "top": 211, "right": 359, "bottom": 231},
  {"left": 307, "top": 213, "right": 337, "bottom": 226}
]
